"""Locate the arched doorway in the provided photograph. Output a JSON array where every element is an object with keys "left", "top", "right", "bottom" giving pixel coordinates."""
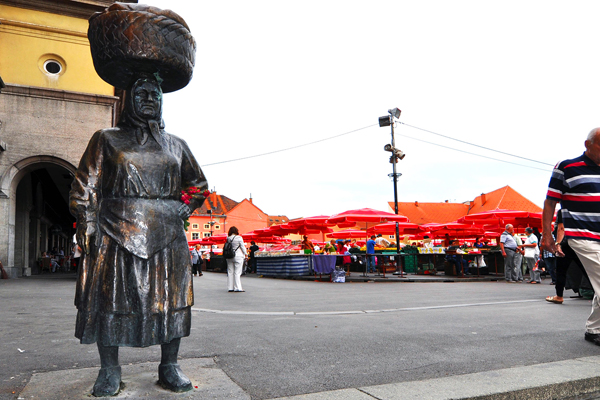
[{"left": 2, "top": 156, "right": 76, "bottom": 277}]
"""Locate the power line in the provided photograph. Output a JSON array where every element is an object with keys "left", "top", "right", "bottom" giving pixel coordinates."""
[
  {"left": 397, "top": 132, "right": 551, "bottom": 172},
  {"left": 201, "top": 124, "right": 377, "bottom": 167},
  {"left": 398, "top": 122, "right": 555, "bottom": 167},
  {"left": 200, "top": 120, "right": 553, "bottom": 171}
]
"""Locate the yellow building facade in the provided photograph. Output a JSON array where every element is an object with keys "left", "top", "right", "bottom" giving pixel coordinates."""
[
  {"left": 0, "top": 2, "right": 115, "bottom": 95},
  {"left": 0, "top": 1, "right": 134, "bottom": 277}
]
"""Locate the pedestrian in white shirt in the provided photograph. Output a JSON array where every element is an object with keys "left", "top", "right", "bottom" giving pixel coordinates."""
[
  {"left": 226, "top": 226, "right": 247, "bottom": 292},
  {"left": 522, "top": 227, "right": 541, "bottom": 283}
]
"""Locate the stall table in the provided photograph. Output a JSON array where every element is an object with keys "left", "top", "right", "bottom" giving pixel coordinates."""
[
  {"left": 257, "top": 254, "right": 337, "bottom": 277},
  {"left": 257, "top": 255, "right": 310, "bottom": 276},
  {"left": 312, "top": 254, "right": 336, "bottom": 274}
]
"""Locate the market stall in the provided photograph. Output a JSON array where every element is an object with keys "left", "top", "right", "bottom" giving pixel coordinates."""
[
  {"left": 255, "top": 252, "right": 336, "bottom": 277},
  {"left": 326, "top": 208, "right": 410, "bottom": 277}
]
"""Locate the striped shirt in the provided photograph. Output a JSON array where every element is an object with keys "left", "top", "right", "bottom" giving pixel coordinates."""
[
  {"left": 547, "top": 152, "right": 600, "bottom": 242},
  {"left": 500, "top": 231, "right": 517, "bottom": 250}
]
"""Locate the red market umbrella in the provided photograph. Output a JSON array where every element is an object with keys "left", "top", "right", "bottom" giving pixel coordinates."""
[
  {"left": 209, "top": 233, "right": 228, "bottom": 244},
  {"left": 327, "top": 208, "right": 409, "bottom": 226},
  {"left": 422, "top": 222, "right": 484, "bottom": 239},
  {"left": 289, "top": 225, "right": 334, "bottom": 236},
  {"left": 264, "top": 225, "right": 289, "bottom": 236},
  {"left": 263, "top": 223, "right": 333, "bottom": 239},
  {"left": 326, "top": 229, "right": 369, "bottom": 239},
  {"left": 428, "top": 229, "right": 487, "bottom": 239},
  {"left": 256, "top": 237, "right": 291, "bottom": 244},
  {"left": 286, "top": 215, "right": 335, "bottom": 227},
  {"left": 422, "top": 222, "right": 475, "bottom": 230},
  {"left": 460, "top": 210, "right": 545, "bottom": 234},
  {"left": 367, "top": 222, "right": 428, "bottom": 236},
  {"left": 461, "top": 209, "right": 533, "bottom": 221},
  {"left": 251, "top": 227, "right": 276, "bottom": 236},
  {"left": 188, "top": 239, "right": 215, "bottom": 246}
]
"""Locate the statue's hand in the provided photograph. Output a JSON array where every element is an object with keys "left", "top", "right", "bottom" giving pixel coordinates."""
[
  {"left": 178, "top": 203, "right": 192, "bottom": 220},
  {"left": 77, "top": 221, "right": 97, "bottom": 255}
]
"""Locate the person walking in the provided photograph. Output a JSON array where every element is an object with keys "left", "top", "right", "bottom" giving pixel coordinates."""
[
  {"left": 522, "top": 227, "right": 540, "bottom": 283},
  {"left": 514, "top": 234, "right": 524, "bottom": 282},
  {"left": 542, "top": 127, "right": 600, "bottom": 346},
  {"left": 366, "top": 235, "right": 377, "bottom": 273},
  {"left": 248, "top": 241, "right": 259, "bottom": 273},
  {"left": 226, "top": 226, "right": 246, "bottom": 292},
  {"left": 546, "top": 209, "right": 590, "bottom": 304},
  {"left": 500, "top": 224, "right": 518, "bottom": 282},
  {"left": 191, "top": 244, "right": 203, "bottom": 276}
]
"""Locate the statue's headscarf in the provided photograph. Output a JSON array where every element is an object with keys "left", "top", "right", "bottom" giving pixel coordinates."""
[{"left": 119, "top": 74, "right": 166, "bottom": 147}]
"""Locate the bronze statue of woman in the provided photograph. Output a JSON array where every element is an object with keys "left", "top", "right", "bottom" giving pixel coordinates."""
[{"left": 69, "top": 72, "right": 207, "bottom": 396}]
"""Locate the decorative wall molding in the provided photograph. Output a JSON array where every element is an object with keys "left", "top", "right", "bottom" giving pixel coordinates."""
[{"left": 2, "top": 84, "right": 118, "bottom": 106}]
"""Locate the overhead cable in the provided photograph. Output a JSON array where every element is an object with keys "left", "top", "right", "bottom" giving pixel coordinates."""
[
  {"left": 201, "top": 120, "right": 554, "bottom": 171},
  {"left": 398, "top": 122, "right": 555, "bottom": 167},
  {"left": 201, "top": 124, "right": 377, "bottom": 167},
  {"left": 397, "top": 132, "right": 551, "bottom": 172}
]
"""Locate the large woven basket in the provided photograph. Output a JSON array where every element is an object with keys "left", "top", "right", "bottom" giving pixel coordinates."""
[{"left": 88, "top": 3, "right": 196, "bottom": 93}]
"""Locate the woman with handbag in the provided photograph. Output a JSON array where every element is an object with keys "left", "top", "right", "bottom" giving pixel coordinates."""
[{"left": 225, "top": 226, "right": 247, "bottom": 292}]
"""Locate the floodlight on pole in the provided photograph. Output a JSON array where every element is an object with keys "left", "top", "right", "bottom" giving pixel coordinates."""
[
  {"left": 378, "top": 107, "right": 404, "bottom": 276},
  {"left": 388, "top": 107, "right": 401, "bottom": 119},
  {"left": 379, "top": 116, "right": 391, "bottom": 127}
]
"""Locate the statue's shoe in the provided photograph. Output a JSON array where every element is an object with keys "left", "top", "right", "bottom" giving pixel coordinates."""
[
  {"left": 92, "top": 366, "right": 121, "bottom": 397},
  {"left": 158, "top": 363, "right": 193, "bottom": 392}
]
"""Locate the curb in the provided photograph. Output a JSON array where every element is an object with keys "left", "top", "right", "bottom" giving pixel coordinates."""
[{"left": 267, "top": 356, "right": 600, "bottom": 400}]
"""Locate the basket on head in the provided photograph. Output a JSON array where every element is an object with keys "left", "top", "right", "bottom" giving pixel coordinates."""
[{"left": 88, "top": 3, "right": 196, "bottom": 93}]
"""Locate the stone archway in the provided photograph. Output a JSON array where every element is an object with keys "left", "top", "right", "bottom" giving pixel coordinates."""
[{"left": 0, "top": 156, "right": 76, "bottom": 277}]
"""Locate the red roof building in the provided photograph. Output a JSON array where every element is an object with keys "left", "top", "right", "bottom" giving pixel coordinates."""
[
  {"left": 389, "top": 186, "right": 541, "bottom": 225},
  {"left": 185, "top": 193, "right": 287, "bottom": 241}
]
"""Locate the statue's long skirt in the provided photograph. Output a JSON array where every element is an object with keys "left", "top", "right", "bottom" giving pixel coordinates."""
[{"left": 74, "top": 231, "right": 193, "bottom": 347}]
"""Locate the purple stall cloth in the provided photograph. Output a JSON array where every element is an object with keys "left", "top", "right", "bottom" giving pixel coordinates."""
[{"left": 312, "top": 254, "right": 336, "bottom": 274}]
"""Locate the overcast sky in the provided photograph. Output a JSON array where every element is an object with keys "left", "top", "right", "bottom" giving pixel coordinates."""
[{"left": 146, "top": 0, "right": 600, "bottom": 220}]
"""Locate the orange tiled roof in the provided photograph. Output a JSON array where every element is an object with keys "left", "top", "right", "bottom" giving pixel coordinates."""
[
  {"left": 193, "top": 192, "right": 239, "bottom": 216},
  {"left": 389, "top": 186, "right": 541, "bottom": 225},
  {"left": 467, "top": 186, "right": 541, "bottom": 214},
  {"left": 393, "top": 202, "right": 469, "bottom": 225}
]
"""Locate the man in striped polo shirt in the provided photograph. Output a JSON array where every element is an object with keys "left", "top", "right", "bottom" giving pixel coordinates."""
[{"left": 542, "top": 127, "right": 600, "bottom": 346}]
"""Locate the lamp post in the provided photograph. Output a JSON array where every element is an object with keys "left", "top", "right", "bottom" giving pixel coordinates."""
[{"left": 379, "top": 108, "right": 405, "bottom": 276}]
